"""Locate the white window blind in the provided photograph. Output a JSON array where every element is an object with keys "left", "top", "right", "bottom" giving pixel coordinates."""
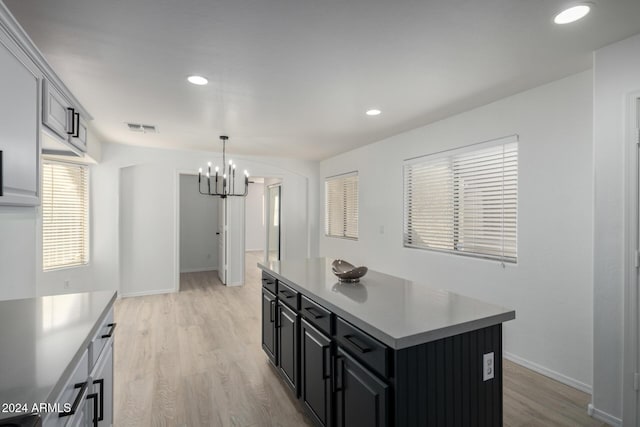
[
  {"left": 325, "top": 172, "right": 358, "bottom": 239},
  {"left": 404, "top": 136, "right": 518, "bottom": 262},
  {"left": 42, "top": 162, "right": 89, "bottom": 271}
]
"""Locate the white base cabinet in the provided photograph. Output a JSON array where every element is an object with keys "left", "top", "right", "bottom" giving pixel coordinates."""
[
  {"left": 43, "top": 307, "right": 115, "bottom": 427},
  {"left": 90, "top": 338, "right": 114, "bottom": 427},
  {"left": 42, "top": 350, "right": 89, "bottom": 427}
]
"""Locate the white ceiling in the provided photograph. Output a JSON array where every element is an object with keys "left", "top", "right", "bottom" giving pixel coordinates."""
[{"left": 5, "top": 0, "right": 640, "bottom": 160}]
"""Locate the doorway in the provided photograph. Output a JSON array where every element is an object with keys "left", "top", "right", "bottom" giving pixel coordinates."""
[
  {"left": 266, "top": 183, "right": 281, "bottom": 262},
  {"left": 635, "top": 98, "right": 640, "bottom": 427},
  {"left": 178, "top": 173, "right": 220, "bottom": 290},
  {"left": 244, "top": 177, "right": 281, "bottom": 267},
  {"left": 623, "top": 96, "right": 640, "bottom": 426}
]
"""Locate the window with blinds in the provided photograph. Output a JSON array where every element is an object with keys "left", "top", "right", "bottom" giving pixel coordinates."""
[
  {"left": 404, "top": 136, "right": 518, "bottom": 262},
  {"left": 325, "top": 172, "right": 358, "bottom": 239},
  {"left": 42, "top": 162, "right": 89, "bottom": 271}
]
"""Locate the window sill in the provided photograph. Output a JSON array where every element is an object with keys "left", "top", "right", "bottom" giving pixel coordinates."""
[
  {"left": 324, "top": 235, "right": 358, "bottom": 241},
  {"left": 43, "top": 262, "right": 90, "bottom": 273}
]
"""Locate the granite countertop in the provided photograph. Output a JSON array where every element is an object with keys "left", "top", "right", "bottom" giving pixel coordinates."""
[
  {"left": 0, "top": 290, "right": 117, "bottom": 420},
  {"left": 259, "top": 258, "right": 515, "bottom": 350}
]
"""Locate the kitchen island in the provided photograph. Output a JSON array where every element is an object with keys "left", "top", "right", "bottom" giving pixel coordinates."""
[
  {"left": 0, "top": 290, "right": 117, "bottom": 426},
  {"left": 259, "top": 258, "right": 515, "bottom": 427}
]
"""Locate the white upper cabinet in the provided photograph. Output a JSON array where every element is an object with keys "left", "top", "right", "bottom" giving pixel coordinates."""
[
  {"left": 0, "top": 25, "right": 40, "bottom": 206},
  {"left": 0, "top": 2, "right": 92, "bottom": 206},
  {"left": 42, "top": 79, "right": 72, "bottom": 139},
  {"left": 70, "top": 115, "right": 88, "bottom": 152},
  {"left": 42, "top": 79, "right": 88, "bottom": 155}
]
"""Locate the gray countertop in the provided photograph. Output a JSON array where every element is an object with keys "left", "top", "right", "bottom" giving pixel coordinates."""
[
  {"left": 0, "top": 290, "right": 116, "bottom": 420},
  {"left": 259, "top": 258, "right": 515, "bottom": 350}
]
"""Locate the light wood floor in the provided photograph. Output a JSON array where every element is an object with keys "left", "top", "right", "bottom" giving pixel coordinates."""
[{"left": 114, "top": 251, "right": 608, "bottom": 426}]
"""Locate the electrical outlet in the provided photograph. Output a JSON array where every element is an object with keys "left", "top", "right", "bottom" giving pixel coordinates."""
[{"left": 483, "top": 352, "right": 494, "bottom": 381}]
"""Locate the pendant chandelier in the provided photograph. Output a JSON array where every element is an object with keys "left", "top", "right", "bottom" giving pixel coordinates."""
[{"left": 198, "top": 135, "right": 249, "bottom": 198}]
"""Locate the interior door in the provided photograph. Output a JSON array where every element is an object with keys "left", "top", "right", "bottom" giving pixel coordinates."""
[
  {"left": 218, "top": 198, "right": 226, "bottom": 284},
  {"left": 266, "top": 185, "right": 281, "bottom": 262}
]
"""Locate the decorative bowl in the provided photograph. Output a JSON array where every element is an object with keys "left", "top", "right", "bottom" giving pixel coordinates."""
[{"left": 331, "top": 259, "right": 368, "bottom": 283}]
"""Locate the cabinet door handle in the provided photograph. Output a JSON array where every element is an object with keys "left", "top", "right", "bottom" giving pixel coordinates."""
[
  {"left": 275, "top": 305, "right": 280, "bottom": 329},
  {"left": 343, "top": 334, "right": 372, "bottom": 354},
  {"left": 102, "top": 322, "right": 117, "bottom": 338},
  {"left": 322, "top": 345, "right": 331, "bottom": 379},
  {"left": 87, "top": 392, "right": 99, "bottom": 427},
  {"left": 0, "top": 150, "right": 3, "bottom": 197},
  {"left": 270, "top": 300, "right": 275, "bottom": 323},
  {"left": 73, "top": 112, "right": 80, "bottom": 138},
  {"left": 93, "top": 378, "right": 104, "bottom": 421},
  {"left": 303, "top": 306, "right": 324, "bottom": 319},
  {"left": 279, "top": 289, "right": 294, "bottom": 299},
  {"left": 66, "top": 107, "right": 75, "bottom": 135},
  {"left": 59, "top": 381, "right": 87, "bottom": 417},
  {"left": 333, "top": 356, "right": 344, "bottom": 392}
]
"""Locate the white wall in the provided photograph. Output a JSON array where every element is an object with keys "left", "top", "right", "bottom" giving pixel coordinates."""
[
  {"left": 0, "top": 132, "right": 105, "bottom": 300},
  {"left": 92, "top": 142, "right": 318, "bottom": 297},
  {"left": 320, "top": 71, "right": 594, "bottom": 391},
  {"left": 0, "top": 206, "right": 36, "bottom": 299},
  {"left": 119, "top": 163, "right": 175, "bottom": 296},
  {"left": 179, "top": 174, "right": 219, "bottom": 273},
  {"left": 226, "top": 196, "right": 246, "bottom": 286},
  {"left": 245, "top": 182, "right": 265, "bottom": 252},
  {"left": 592, "top": 33, "right": 640, "bottom": 424},
  {"left": 0, "top": 139, "right": 317, "bottom": 300},
  {"left": 35, "top": 161, "right": 110, "bottom": 297}
]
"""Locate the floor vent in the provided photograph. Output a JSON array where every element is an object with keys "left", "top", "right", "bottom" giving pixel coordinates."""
[{"left": 126, "top": 123, "right": 158, "bottom": 133}]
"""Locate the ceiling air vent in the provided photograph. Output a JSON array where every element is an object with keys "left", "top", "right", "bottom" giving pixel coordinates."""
[{"left": 126, "top": 122, "right": 158, "bottom": 133}]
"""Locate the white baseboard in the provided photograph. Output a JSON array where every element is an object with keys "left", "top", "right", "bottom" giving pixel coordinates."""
[
  {"left": 587, "top": 404, "right": 622, "bottom": 427},
  {"left": 180, "top": 267, "right": 217, "bottom": 273},
  {"left": 225, "top": 281, "right": 244, "bottom": 287},
  {"left": 503, "top": 352, "right": 592, "bottom": 394},
  {"left": 120, "top": 288, "right": 175, "bottom": 298}
]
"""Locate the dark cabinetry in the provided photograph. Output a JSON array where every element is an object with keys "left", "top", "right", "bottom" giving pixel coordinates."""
[
  {"left": 261, "top": 288, "right": 277, "bottom": 364},
  {"left": 261, "top": 271, "right": 277, "bottom": 295},
  {"left": 261, "top": 275, "right": 301, "bottom": 397},
  {"left": 301, "top": 295, "right": 331, "bottom": 335},
  {"left": 259, "top": 270, "right": 504, "bottom": 427},
  {"left": 335, "top": 317, "right": 389, "bottom": 378},
  {"left": 300, "top": 318, "right": 332, "bottom": 427},
  {"left": 278, "top": 282, "right": 299, "bottom": 310},
  {"left": 261, "top": 273, "right": 387, "bottom": 427},
  {"left": 334, "top": 347, "right": 389, "bottom": 427},
  {"left": 277, "top": 301, "right": 299, "bottom": 393}
]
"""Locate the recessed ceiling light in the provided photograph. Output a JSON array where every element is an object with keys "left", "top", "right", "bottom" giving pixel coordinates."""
[
  {"left": 187, "top": 75, "right": 208, "bottom": 85},
  {"left": 554, "top": 4, "right": 591, "bottom": 24},
  {"left": 366, "top": 109, "right": 382, "bottom": 116}
]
